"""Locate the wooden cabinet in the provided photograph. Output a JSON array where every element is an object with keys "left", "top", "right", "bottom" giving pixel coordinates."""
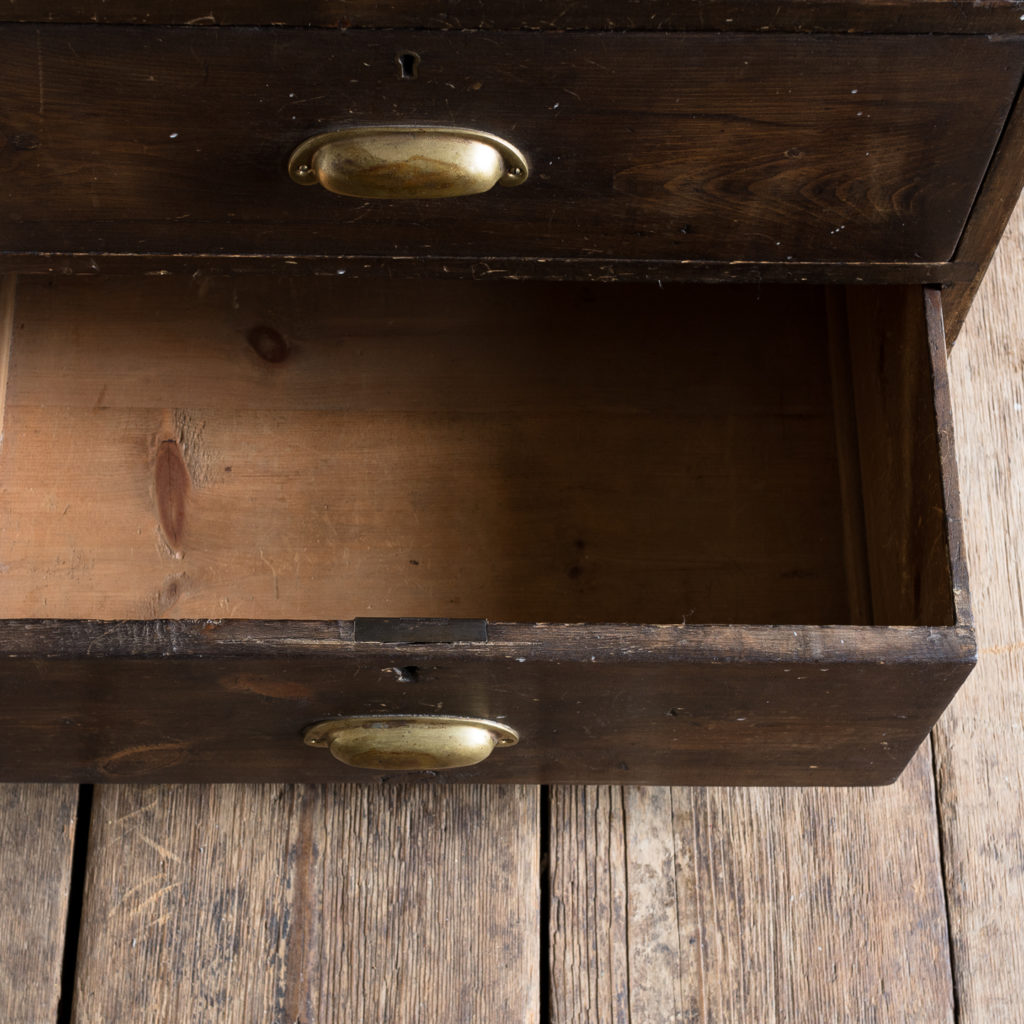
[{"left": 0, "top": 5, "right": 1020, "bottom": 783}]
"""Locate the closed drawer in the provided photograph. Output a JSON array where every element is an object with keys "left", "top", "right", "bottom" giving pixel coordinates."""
[
  {"left": 0, "top": 274, "right": 973, "bottom": 784},
  {"left": 1, "top": 26, "right": 1022, "bottom": 267}
]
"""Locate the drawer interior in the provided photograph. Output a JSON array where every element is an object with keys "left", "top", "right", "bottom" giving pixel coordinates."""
[{"left": 0, "top": 276, "right": 955, "bottom": 628}]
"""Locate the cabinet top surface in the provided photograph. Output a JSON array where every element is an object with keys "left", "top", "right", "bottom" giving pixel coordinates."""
[{"left": 4, "top": 0, "right": 1024, "bottom": 34}]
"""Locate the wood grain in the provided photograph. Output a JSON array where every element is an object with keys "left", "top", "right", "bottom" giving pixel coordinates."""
[
  {"left": 550, "top": 745, "right": 954, "bottom": 1023},
  {"left": 0, "top": 785, "right": 79, "bottom": 1024},
  {"left": 3, "top": 0, "right": 1024, "bottom": 35},
  {"left": 0, "top": 620, "right": 973, "bottom": 785},
  {"left": 1, "top": 277, "right": 850, "bottom": 626},
  {"left": 1, "top": 29, "right": 1019, "bottom": 266},
  {"left": 71, "top": 785, "right": 539, "bottom": 1023},
  {"left": 0, "top": 276, "right": 976, "bottom": 785},
  {"left": 942, "top": 83, "right": 1024, "bottom": 348},
  {"left": 841, "top": 285, "right": 957, "bottom": 627},
  {"left": 547, "top": 277, "right": 971, "bottom": 1017},
  {"left": 0, "top": 253, "right": 968, "bottom": 285},
  {"left": 935, "top": 191, "right": 1024, "bottom": 1020}
]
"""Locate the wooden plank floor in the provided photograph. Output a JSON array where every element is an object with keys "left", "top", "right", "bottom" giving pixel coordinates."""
[
  {"left": 2, "top": 197, "right": 1023, "bottom": 1022},
  {"left": 935, "top": 196, "right": 1024, "bottom": 1024}
]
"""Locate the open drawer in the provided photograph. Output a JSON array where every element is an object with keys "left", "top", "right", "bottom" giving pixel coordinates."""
[{"left": 0, "top": 275, "right": 973, "bottom": 783}]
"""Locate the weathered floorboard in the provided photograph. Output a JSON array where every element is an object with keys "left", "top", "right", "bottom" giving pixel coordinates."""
[
  {"left": 0, "top": 785, "right": 80, "bottom": 1024},
  {"left": 935, "top": 191, "right": 1024, "bottom": 1021},
  {"left": 550, "top": 745, "right": 953, "bottom": 1023},
  {"left": 71, "top": 785, "right": 539, "bottom": 1024}
]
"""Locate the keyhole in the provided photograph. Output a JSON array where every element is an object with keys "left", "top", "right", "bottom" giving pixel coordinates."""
[{"left": 397, "top": 51, "right": 420, "bottom": 79}]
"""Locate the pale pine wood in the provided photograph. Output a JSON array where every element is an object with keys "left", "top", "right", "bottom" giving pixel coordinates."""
[
  {"left": 550, "top": 745, "right": 954, "bottom": 1023},
  {"left": 935, "top": 190, "right": 1024, "bottom": 1021},
  {"left": 71, "top": 785, "right": 539, "bottom": 1023},
  {"left": 1, "top": 277, "right": 851, "bottom": 625},
  {"left": 0, "top": 785, "right": 79, "bottom": 1024}
]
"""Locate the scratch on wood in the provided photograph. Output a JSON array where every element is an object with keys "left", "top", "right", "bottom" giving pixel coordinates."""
[
  {"left": 113, "top": 799, "right": 159, "bottom": 828},
  {"left": 125, "top": 883, "right": 182, "bottom": 922},
  {"left": 260, "top": 549, "right": 281, "bottom": 600},
  {"left": 85, "top": 624, "right": 119, "bottom": 656},
  {"left": 136, "top": 833, "right": 184, "bottom": 865}
]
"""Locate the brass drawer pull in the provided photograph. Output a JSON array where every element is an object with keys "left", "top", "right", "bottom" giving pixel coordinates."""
[
  {"left": 303, "top": 715, "right": 519, "bottom": 771},
  {"left": 288, "top": 126, "right": 529, "bottom": 199}
]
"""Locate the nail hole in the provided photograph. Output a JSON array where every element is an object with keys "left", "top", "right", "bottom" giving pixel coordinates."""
[
  {"left": 391, "top": 666, "right": 419, "bottom": 684},
  {"left": 397, "top": 51, "right": 420, "bottom": 79}
]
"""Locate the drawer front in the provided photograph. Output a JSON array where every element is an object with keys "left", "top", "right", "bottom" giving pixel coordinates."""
[
  {"left": 1, "top": 27, "right": 1021, "bottom": 264},
  {"left": 0, "top": 621, "right": 975, "bottom": 786}
]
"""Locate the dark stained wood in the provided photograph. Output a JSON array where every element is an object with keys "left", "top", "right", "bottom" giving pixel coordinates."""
[
  {"left": 943, "top": 82, "right": 1024, "bottom": 347},
  {"left": 0, "top": 616, "right": 977, "bottom": 661},
  {"left": 0, "top": 784, "right": 80, "bottom": 1024},
  {"left": 925, "top": 288, "right": 973, "bottom": 630},
  {"left": 1, "top": 28, "right": 1020, "bottom": 265},
  {"left": 825, "top": 288, "right": 872, "bottom": 625},
  {"left": 0, "top": 619, "right": 974, "bottom": 784},
  {"left": 72, "top": 785, "right": 539, "bottom": 1022},
  {"left": 549, "top": 744, "right": 954, "bottom": 1022},
  {"left": 0, "top": 253, "right": 970, "bottom": 285},
  {"left": 3, "top": 0, "right": 1024, "bottom": 35},
  {"left": 0, "top": 276, "right": 12, "bottom": 406},
  {"left": 841, "top": 285, "right": 959, "bottom": 627}
]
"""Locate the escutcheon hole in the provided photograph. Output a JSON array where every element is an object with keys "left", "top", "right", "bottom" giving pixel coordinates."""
[{"left": 397, "top": 51, "right": 421, "bottom": 79}]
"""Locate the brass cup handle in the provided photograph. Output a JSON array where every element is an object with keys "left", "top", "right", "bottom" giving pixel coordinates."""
[
  {"left": 288, "top": 126, "right": 529, "bottom": 200},
  {"left": 303, "top": 715, "right": 520, "bottom": 771}
]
